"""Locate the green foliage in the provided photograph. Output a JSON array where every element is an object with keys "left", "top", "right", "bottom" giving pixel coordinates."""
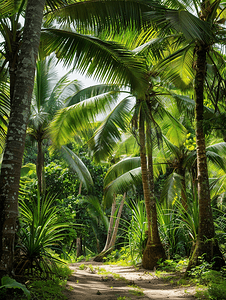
[
  {"left": 16, "top": 191, "right": 70, "bottom": 277},
  {"left": 78, "top": 264, "right": 86, "bottom": 270},
  {"left": 124, "top": 200, "right": 147, "bottom": 264},
  {"left": 208, "top": 282, "right": 226, "bottom": 300},
  {"left": 157, "top": 257, "right": 188, "bottom": 272},
  {"left": 27, "top": 278, "right": 67, "bottom": 300},
  {"left": 0, "top": 276, "right": 30, "bottom": 299}
]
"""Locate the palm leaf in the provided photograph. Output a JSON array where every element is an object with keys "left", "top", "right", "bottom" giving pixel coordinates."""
[
  {"left": 43, "top": 0, "right": 150, "bottom": 33},
  {"left": 162, "top": 135, "right": 182, "bottom": 159},
  {"left": 145, "top": 9, "right": 213, "bottom": 43},
  {"left": 157, "top": 43, "right": 195, "bottom": 89},
  {"left": 65, "top": 84, "right": 120, "bottom": 107},
  {"left": 41, "top": 28, "right": 148, "bottom": 95},
  {"left": 79, "top": 196, "right": 109, "bottom": 231},
  {"left": 104, "top": 167, "right": 142, "bottom": 207},
  {"left": 160, "top": 172, "right": 183, "bottom": 204},
  {"left": 88, "top": 96, "right": 133, "bottom": 162},
  {"left": 49, "top": 87, "right": 118, "bottom": 147},
  {"left": 60, "top": 145, "right": 93, "bottom": 190},
  {"left": 104, "top": 156, "right": 141, "bottom": 187}
]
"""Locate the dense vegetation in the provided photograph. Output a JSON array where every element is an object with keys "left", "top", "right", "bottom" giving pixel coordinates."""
[{"left": 0, "top": 0, "right": 226, "bottom": 298}]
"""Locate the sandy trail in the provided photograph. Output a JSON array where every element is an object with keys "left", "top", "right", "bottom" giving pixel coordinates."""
[{"left": 64, "top": 262, "right": 196, "bottom": 300}]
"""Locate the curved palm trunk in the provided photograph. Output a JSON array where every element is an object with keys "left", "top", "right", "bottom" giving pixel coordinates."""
[
  {"left": 93, "top": 194, "right": 124, "bottom": 262},
  {"left": 102, "top": 194, "right": 116, "bottom": 252},
  {"left": 139, "top": 107, "right": 165, "bottom": 269},
  {"left": 187, "top": 44, "right": 224, "bottom": 271},
  {"left": 108, "top": 193, "right": 125, "bottom": 249},
  {"left": 0, "top": 0, "right": 45, "bottom": 275}
]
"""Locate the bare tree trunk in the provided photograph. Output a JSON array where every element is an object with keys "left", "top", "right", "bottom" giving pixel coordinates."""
[
  {"left": 102, "top": 194, "right": 116, "bottom": 252},
  {"left": 76, "top": 237, "right": 83, "bottom": 258},
  {"left": 93, "top": 194, "right": 124, "bottom": 262},
  {"left": 108, "top": 193, "right": 125, "bottom": 249},
  {"left": 78, "top": 181, "right": 83, "bottom": 195},
  {"left": 0, "top": 0, "right": 45, "bottom": 275}
]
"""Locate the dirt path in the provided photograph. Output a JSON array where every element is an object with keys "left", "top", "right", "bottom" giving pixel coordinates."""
[{"left": 64, "top": 261, "right": 196, "bottom": 300}]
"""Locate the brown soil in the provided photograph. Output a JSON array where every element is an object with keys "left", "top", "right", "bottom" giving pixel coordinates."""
[{"left": 64, "top": 261, "right": 196, "bottom": 300}]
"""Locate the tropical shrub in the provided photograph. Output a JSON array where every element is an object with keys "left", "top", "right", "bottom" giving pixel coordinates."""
[
  {"left": 0, "top": 276, "right": 31, "bottom": 299},
  {"left": 15, "top": 191, "right": 70, "bottom": 277},
  {"left": 126, "top": 200, "right": 148, "bottom": 264}
]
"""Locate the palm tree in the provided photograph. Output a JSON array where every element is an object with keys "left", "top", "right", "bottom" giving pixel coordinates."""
[
  {"left": 0, "top": 0, "right": 46, "bottom": 275},
  {"left": 28, "top": 56, "right": 82, "bottom": 192}
]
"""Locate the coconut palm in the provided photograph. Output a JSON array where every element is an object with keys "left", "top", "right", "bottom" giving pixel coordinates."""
[{"left": 0, "top": 0, "right": 47, "bottom": 275}]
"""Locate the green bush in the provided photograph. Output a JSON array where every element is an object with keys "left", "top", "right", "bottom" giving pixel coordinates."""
[{"left": 208, "top": 282, "right": 226, "bottom": 299}]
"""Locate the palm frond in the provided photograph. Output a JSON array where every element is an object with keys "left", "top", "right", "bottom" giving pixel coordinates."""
[
  {"left": 145, "top": 9, "right": 213, "bottom": 43},
  {"left": 43, "top": 0, "right": 150, "bottom": 33},
  {"left": 88, "top": 96, "right": 133, "bottom": 162},
  {"left": 79, "top": 196, "right": 109, "bottom": 231},
  {"left": 49, "top": 87, "right": 118, "bottom": 147},
  {"left": 65, "top": 84, "right": 120, "bottom": 106},
  {"left": 60, "top": 145, "right": 93, "bottom": 190},
  {"left": 114, "top": 133, "right": 140, "bottom": 157},
  {"left": 104, "top": 156, "right": 141, "bottom": 187},
  {"left": 162, "top": 135, "right": 182, "bottom": 158},
  {"left": 41, "top": 28, "right": 148, "bottom": 95},
  {"left": 104, "top": 167, "right": 142, "bottom": 207},
  {"left": 160, "top": 172, "right": 183, "bottom": 204},
  {"left": 157, "top": 44, "right": 195, "bottom": 89}
]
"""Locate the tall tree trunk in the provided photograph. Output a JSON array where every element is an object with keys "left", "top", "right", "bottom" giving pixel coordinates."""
[
  {"left": 187, "top": 44, "right": 224, "bottom": 271},
  {"left": 146, "top": 122, "right": 165, "bottom": 250},
  {"left": 141, "top": 108, "right": 165, "bottom": 269},
  {"left": 0, "top": 0, "right": 45, "bottom": 275}
]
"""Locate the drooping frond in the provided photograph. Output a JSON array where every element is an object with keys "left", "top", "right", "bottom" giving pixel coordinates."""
[
  {"left": 157, "top": 44, "right": 195, "bottom": 89},
  {"left": 50, "top": 86, "right": 119, "bottom": 147},
  {"left": 104, "top": 167, "right": 142, "bottom": 207},
  {"left": 88, "top": 96, "right": 133, "bottom": 162},
  {"left": 43, "top": 0, "right": 150, "bottom": 33},
  {"left": 41, "top": 28, "right": 148, "bottom": 95},
  {"left": 79, "top": 196, "right": 109, "bottom": 231},
  {"left": 44, "top": 0, "right": 68, "bottom": 14},
  {"left": 162, "top": 135, "right": 182, "bottom": 159},
  {"left": 65, "top": 84, "right": 120, "bottom": 106},
  {"left": 144, "top": 9, "right": 213, "bottom": 43},
  {"left": 114, "top": 132, "right": 140, "bottom": 157},
  {"left": 160, "top": 172, "right": 183, "bottom": 204},
  {"left": 60, "top": 145, "right": 93, "bottom": 190},
  {"left": 206, "top": 142, "right": 226, "bottom": 172},
  {"left": 104, "top": 156, "right": 141, "bottom": 187}
]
